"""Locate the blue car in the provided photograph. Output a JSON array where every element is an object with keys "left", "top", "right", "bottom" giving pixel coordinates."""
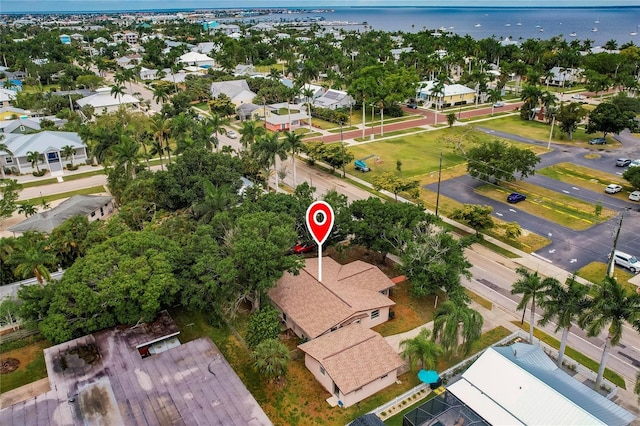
[{"left": 507, "top": 193, "right": 526, "bottom": 203}]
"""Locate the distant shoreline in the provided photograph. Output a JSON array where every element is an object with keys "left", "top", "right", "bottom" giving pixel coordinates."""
[{"left": 2, "top": 5, "right": 638, "bottom": 16}]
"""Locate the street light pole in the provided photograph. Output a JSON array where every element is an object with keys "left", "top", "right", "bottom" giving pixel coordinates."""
[
  {"left": 547, "top": 115, "right": 555, "bottom": 149},
  {"left": 607, "top": 209, "right": 627, "bottom": 278}
]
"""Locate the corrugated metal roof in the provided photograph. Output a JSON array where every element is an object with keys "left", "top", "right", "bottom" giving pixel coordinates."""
[{"left": 452, "top": 344, "right": 635, "bottom": 426}]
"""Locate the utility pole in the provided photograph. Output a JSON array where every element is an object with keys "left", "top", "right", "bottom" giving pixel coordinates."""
[
  {"left": 547, "top": 115, "right": 555, "bottom": 150},
  {"left": 340, "top": 121, "right": 345, "bottom": 178},
  {"left": 435, "top": 152, "right": 443, "bottom": 217},
  {"left": 607, "top": 209, "right": 626, "bottom": 277}
]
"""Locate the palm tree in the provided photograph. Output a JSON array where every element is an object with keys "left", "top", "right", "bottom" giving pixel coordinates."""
[
  {"left": 12, "top": 233, "right": 57, "bottom": 285},
  {"left": 252, "top": 132, "right": 287, "bottom": 190},
  {"left": 520, "top": 85, "right": 543, "bottom": 120},
  {"left": 578, "top": 277, "right": 640, "bottom": 390},
  {"left": 17, "top": 203, "right": 37, "bottom": 218},
  {"left": 111, "top": 136, "right": 141, "bottom": 179},
  {"left": 191, "top": 180, "right": 234, "bottom": 223},
  {"left": 400, "top": 328, "right": 443, "bottom": 370},
  {"left": 487, "top": 88, "right": 502, "bottom": 116},
  {"left": 207, "top": 113, "right": 230, "bottom": 153},
  {"left": 239, "top": 120, "right": 265, "bottom": 152},
  {"left": 538, "top": 276, "right": 589, "bottom": 367},
  {"left": 153, "top": 84, "right": 170, "bottom": 105},
  {"left": 282, "top": 131, "right": 304, "bottom": 187},
  {"left": 432, "top": 299, "right": 483, "bottom": 355},
  {"left": 150, "top": 115, "right": 171, "bottom": 168},
  {"left": 61, "top": 145, "right": 76, "bottom": 167},
  {"left": 26, "top": 151, "right": 42, "bottom": 174},
  {"left": 252, "top": 338, "right": 290, "bottom": 383},
  {"left": 110, "top": 83, "right": 125, "bottom": 105},
  {"left": 511, "top": 266, "right": 558, "bottom": 343},
  {"left": 0, "top": 137, "right": 13, "bottom": 179}
]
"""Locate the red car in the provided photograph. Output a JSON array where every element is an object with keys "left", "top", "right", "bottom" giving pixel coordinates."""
[{"left": 292, "top": 243, "right": 316, "bottom": 254}]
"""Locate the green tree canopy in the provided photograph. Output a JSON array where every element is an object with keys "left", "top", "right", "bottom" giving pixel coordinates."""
[
  {"left": 466, "top": 139, "right": 541, "bottom": 183},
  {"left": 246, "top": 305, "right": 281, "bottom": 349},
  {"left": 586, "top": 102, "right": 638, "bottom": 138}
]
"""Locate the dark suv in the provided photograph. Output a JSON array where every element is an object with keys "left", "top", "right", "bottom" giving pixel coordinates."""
[{"left": 589, "top": 137, "right": 606, "bottom": 145}]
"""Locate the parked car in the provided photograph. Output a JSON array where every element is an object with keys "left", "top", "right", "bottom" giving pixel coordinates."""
[
  {"left": 629, "top": 159, "right": 640, "bottom": 168},
  {"left": 507, "top": 192, "right": 526, "bottom": 203},
  {"left": 493, "top": 101, "right": 505, "bottom": 108},
  {"left": 609, "top": 250, "right": 640, "bottom": 273},
  {"left": 588, "top": 137, "right": 606, "bottom": 145},
  {"left": 291, "top": 242, "right": 315, "bottom": 254},
  {"left": 571, "top": 94, "right": 586, "bottom": 100},
  {"left": 629, "top": 191, "right": 640, "bottom": 202},
  {"left": 605, "top": 184, "right": 622, "bottom": 194},
  {"left": 406, "top": 102, "right": 418, "bottom": 109},
  {"left": 226, "top": 130, "right": 238, "bottom": 139},
  {"left": 616, "top": 158, "right": 631, "bottom": 167}
]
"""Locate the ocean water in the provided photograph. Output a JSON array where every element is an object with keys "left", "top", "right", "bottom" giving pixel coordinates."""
[{"left": 254, "top": 7, "right": 640, "bottom": 46}]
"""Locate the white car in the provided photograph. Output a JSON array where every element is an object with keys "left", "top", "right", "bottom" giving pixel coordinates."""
[
  {"left": 629, "top": 159, "right": 640, "bottom": 168},
  {"left": 226, "top": 130, "right": 238, "bottom": 139},
  {"left": 630, "top": 191, "right": 640, "bottom": 201},
  {"left": 571, "top": 94, "right": 586, "bottom": 100},
  {"left": 605, "top": 184, "right": 622, "bottom": 194},
  {"left": 493, "top": 101, "right": 505, "bottom": 108}
]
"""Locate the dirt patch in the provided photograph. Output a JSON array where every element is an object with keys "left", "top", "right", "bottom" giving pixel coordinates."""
[
  {"left": 1, "top": 358, "right": 20, "bottom": 374},
  {"left": 0, "top": 340, "right": 49, "bottom": 373}
]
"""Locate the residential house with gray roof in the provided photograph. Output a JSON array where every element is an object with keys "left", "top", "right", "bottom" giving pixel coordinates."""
[
  {"left": 210, "top": 79, "right": 257, "bottom": 106},
  {"left": 0, "top": 131, "right": 87, "bottom": 175}
]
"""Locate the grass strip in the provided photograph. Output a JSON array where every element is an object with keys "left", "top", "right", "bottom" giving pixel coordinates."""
[
  {"left": 575, "top": 261, "right": 638, "bottom": 295},
  {"left": 21, "top": 185, "right": 107, "bottom": 204}
]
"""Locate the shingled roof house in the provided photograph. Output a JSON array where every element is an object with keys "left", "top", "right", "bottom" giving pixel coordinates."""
[{"left": 269, "top": 257, "right": 402, "bottom": 407}]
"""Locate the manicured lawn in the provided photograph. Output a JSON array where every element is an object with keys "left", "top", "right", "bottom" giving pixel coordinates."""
[
  {"left": 538, "top": 162, "right": 635, "bottom": 198},
  {"left": 513, "top": 321, "right": 626, "bottom": 389},
  {"left": 475, "top": 181, "right": 616, "bottom": 230},
  {"left": 372, "top": 279, "right": 439, "bottom": 336},
  {"left": 575, "top": 261, "right": 638, "bottom": 294},
  {"left": 478, "top": 116, "right": 622, "bottom": 147},
  {"left": 20, "top": 185, "right": 108, "bottom": 204}
]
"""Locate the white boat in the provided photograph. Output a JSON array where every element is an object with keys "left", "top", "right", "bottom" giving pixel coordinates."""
[
  {"left": 438, "top": 26, "right": 447, "bottom": 31},
  {"left": 591, "top": 27, "right": 598, "bottom": 32},
  {"left": 474, "top": 23, "right": 481, "bottom": 27},
  {"left": 631, "top": 25, "right": 639, "bottom": 36},
  {"left": 569, "top": 32, "right": 577, "bottom": 37},
  {"left": 594, "top": 16, "right": 600, "bottom": 24},
  {"left": 539, "top": 27, "right": 544, "bottom": 32},
  {"left": 505, "top": 23, "right": 511, "bottom": 27},
  {"left": 516, "top": 19, "right": 522, "bottom": 26}
]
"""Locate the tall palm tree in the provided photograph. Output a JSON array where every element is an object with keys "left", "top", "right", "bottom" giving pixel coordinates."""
[
  {"left": 252, "top": 132, "right": 287, "bottom": 190},
  {"left": 511, "top": 266, "right": 558, "bottom": 343},
  {"left": 252, "top": 338, "right": 290, "bottom": 383},
  {"left": 400, "top": 328, "right": 443, "bottom": 370},
  {"left": 153, "top": 84, "right": 170, "bottom": 105},
  {"left": 0, "top": 137, "right": 13, "bottom": 179},
  {"left": 432, "top": 299, "right": 483, "bottom": 355},
  {"left": 111, "top": 136, "right": 141, "bottom": 179},
  {"left": 538, "top": 275, "right": 589, "bottom": 367},
  {"left": 578, "top": 277, "right": 640, "bottom": 390},
  {"left": 61, "top": 145, "right": 76, "bottom": 167},
  {"left": 110, "top": 83, "right": 126, "bottom": 105},
  {"left": 26, "top": 151, "right": 42, "bottom": 173},
  {"left": 150, "top": 115, "right": 171, "bottom": 168},
  {"left": 12, "top": 233, "right": 57, "bottom": 285},
  {"left": 282, "top": 131, "right": 304, "bottom": 187},
  {"left": 207, "top": 113, "right": 230, "bottom": 153},
  {"left": 239, "top": 120, "right": 265, "bottom": 152}
]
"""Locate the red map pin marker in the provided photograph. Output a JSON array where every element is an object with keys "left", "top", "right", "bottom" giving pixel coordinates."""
[
  {"left": 306, "top": 201, "right": 334, "bottom": 245},
  {"left": 306, "top": 201, "right": 334, "bottom": 282}
]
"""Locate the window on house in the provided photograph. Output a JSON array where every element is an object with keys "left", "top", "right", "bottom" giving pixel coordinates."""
[
  {"left": 90, "top": 211, "right": 96, "bottom": 217},
  {"left": 320, "top": 366, "right": 326, "bottom": 375},
  {"left": 371, "top": 310, "right": 380, "bottom": 320},
  {"left": 5, "top": 157, "right": 12, "bottom": 164},
  {"left": 380, "top": 374, "right": 388, "bottom": 380}
]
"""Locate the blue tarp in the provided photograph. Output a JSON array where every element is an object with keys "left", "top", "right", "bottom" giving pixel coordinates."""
[{"left": 418, "top": 369, "right": 439, "bottom": 384}]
